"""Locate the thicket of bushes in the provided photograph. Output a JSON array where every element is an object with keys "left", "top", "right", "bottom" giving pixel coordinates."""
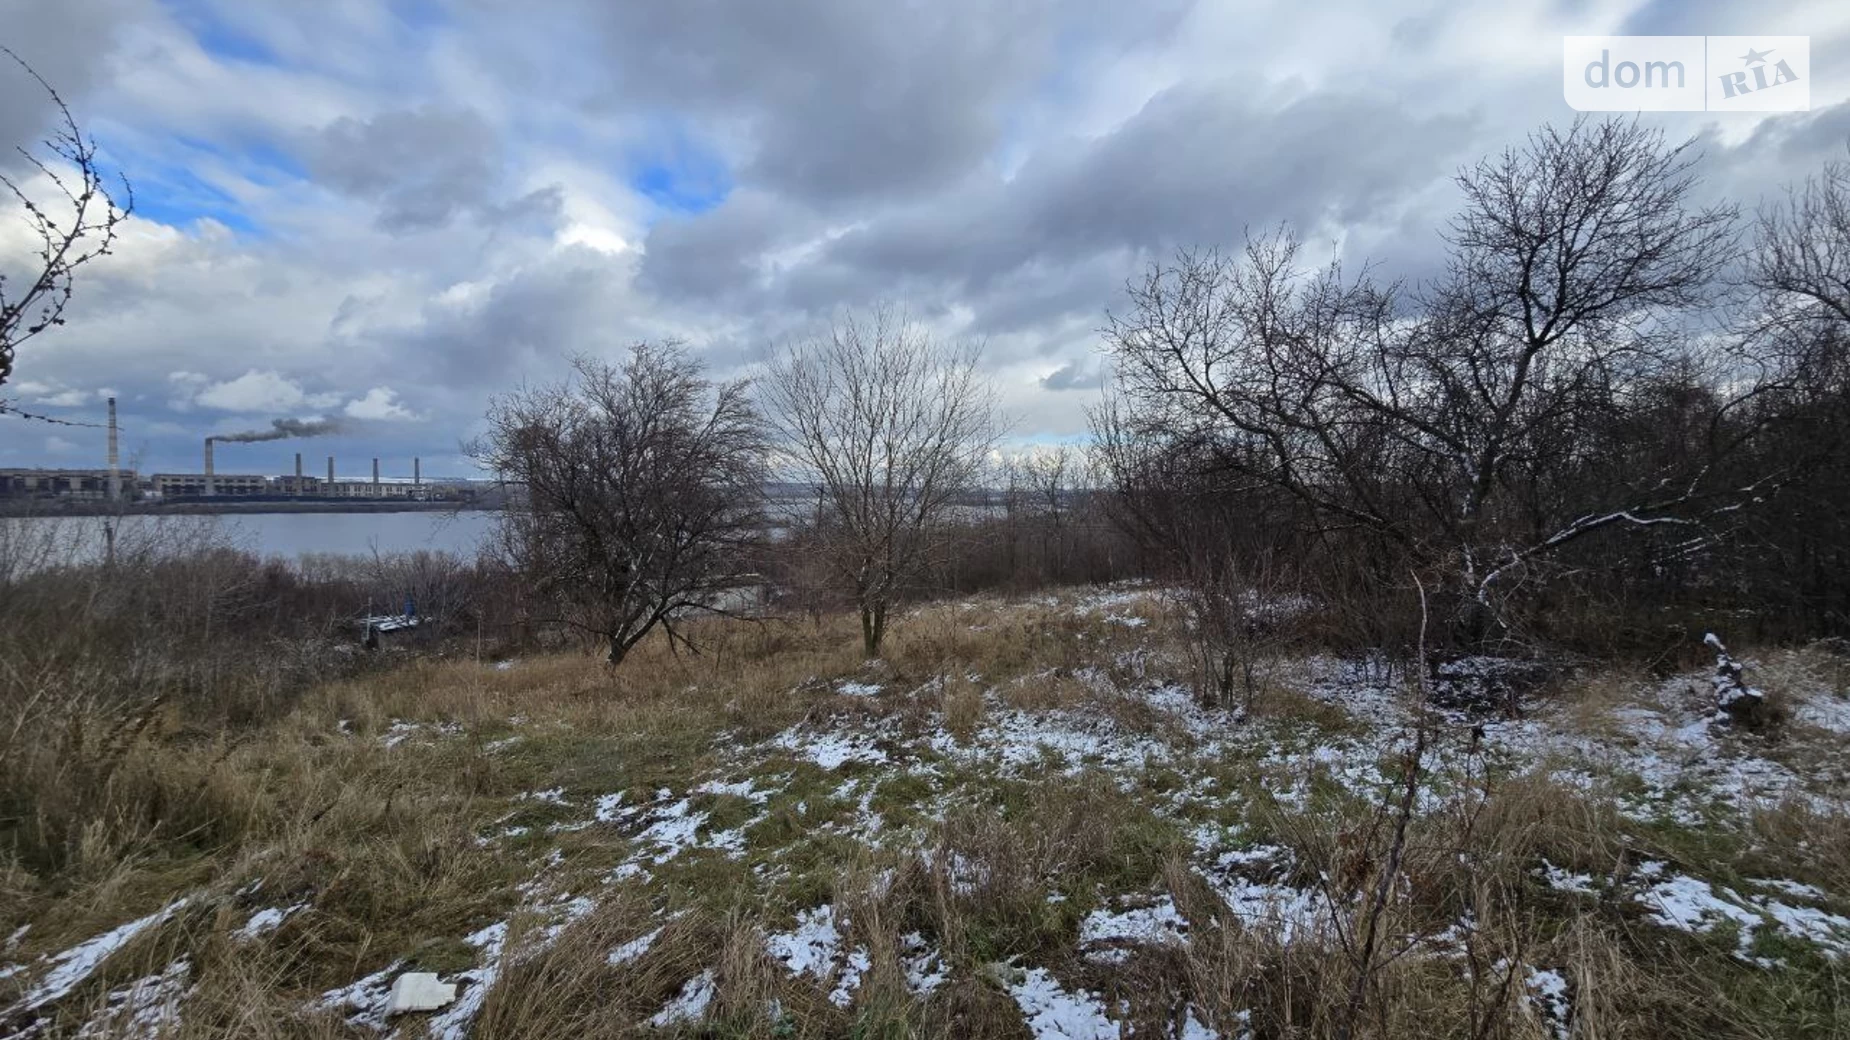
[{"left": 0, "top": 516, "right": 530, "bottom": 875}]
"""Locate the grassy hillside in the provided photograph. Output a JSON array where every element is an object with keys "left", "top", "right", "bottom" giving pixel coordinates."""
[{"left": 1, "top": 587, "right": 1846, "bottom": 1038}]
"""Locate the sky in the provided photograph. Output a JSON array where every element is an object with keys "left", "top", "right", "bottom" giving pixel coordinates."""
[{"left": 1, "top": 0, "right": 1848, "bottom": 478}]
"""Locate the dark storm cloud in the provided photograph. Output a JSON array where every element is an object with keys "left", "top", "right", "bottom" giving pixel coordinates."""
[
  {"left": 0, "top": 0, "right": 134, "bottom": 168},
  {"left": 308, "top": 105, "right": 505, "bottom": 231},
  {"left": 749, "top": 87, "right": 1480, "bottom": 336},
  {"left": 637, "top": 190, "right": 805, "bottom": 304},
  {"left": 569, "top": 0, "right": 1044, "bottom": 205},
  {"left": 380, "top": 248, "right": 653, "bottom": 391},
  {"left": 560, "top": 0, "right": 1191, "bottom": 208}
]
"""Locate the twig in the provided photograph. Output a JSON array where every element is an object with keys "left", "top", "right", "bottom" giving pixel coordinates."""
[{"left": 1337, "top": 571, "right": 1431, "bottom": 1040}]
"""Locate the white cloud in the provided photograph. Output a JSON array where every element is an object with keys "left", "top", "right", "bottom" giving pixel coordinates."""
[
  {"left": 44, "top": 435, "right": 79, "bottom": 455},
  {"left": 34, "top": 389, "right": 94, "bottom": 407},
  {"left": 191, "top": 369, "right": 345, "bottom": 413},
  {"left": 343, "top": 386, "right": 418, "bottom": 421}
]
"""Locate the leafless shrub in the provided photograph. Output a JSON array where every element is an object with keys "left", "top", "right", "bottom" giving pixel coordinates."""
[
  {"left": 1099, "top": 119, "right": 1782, "bottom": 649},
  {"left": 0, "top": 49, "right": 132, "bottom": 408},
  {"left": 763, "top": 308, "right": 1001, "bottom": 655},
  {"left": 476, "top": 344, "right": 768, "bottom": 666}
]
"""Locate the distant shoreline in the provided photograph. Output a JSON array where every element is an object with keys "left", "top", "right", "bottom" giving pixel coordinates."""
[{"left": 1, "top": 500, "right": 502, "bottom": 518}]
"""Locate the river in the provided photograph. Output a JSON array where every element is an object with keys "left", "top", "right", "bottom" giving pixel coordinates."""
[{"left": 4, "top": 510, "right": 500, "bottom": 566}]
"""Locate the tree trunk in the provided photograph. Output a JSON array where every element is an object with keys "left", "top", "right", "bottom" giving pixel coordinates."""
[{"left": 860, "top": 598, "right": 888, "bottom": 657}]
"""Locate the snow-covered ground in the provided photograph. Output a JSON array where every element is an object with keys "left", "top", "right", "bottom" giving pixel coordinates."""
[{"left": 5, "top": 585, "right": 1846, "bottom": 1038}]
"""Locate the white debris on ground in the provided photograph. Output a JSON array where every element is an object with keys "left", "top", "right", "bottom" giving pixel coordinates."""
[
  {"left": 1006, "top": 967, "right": 1121, "bottom": 1040},
  {"left": 73, "top": 958, "right": 191, "bottom": 1039},
  {"left": 649, "top": 970, "right": 717, "bottom": 1027},
  {"left": 837, "top": 680, "right": 883, "bottom": 697},
  {"left": 317, "top": 894, "right": 597, "bottom": 1035},
  {"left": 386, "top": 972, "right": 457, "bottom": 1014},
  {"left": 422, "top": 922, "right": 507, "bottom": 1038},
  {"left": 318, "top": 960, "right": 403, "bottom": 1031}
]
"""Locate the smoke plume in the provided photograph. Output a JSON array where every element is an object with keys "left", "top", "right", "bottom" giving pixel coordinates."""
[{"left": 210, "top": 418, "right": 344, "bottom": 443}]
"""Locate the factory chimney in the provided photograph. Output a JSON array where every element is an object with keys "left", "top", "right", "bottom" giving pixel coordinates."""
[
  {"left": 414, "top": 457, "right": 421, "bottom": 485},
  {"left": 327, "top": 456, "right": 335, "bottom": 485},
  {"left": 294, "top": 452, "right": 303, "bottom": 481},
  {"left": 372, "top": 457, "right": 380, "bottom": 491},
  {"left": 203, "top": 438, "right": 215, "bottom": 496},
  {"left": 106, "top": 397, "right": 120, "bottom": 500}
]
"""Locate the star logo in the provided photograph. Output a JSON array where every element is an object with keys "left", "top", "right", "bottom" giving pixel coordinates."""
[{"left": 1739, "top": 47, "right": 1774, "bottom": 66}]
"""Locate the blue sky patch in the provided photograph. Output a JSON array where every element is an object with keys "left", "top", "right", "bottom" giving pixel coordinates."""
[
  {"left": 628, "top": 126, "right": 732, "bottom": 215},
  {"left": 126, "top": 155, "right": 263, "bottom": 235},
  {"left": 163, "top": 0, "right": 279, "bottom": 65}
]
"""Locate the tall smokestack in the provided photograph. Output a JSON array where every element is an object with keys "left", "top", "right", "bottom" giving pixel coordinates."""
[
  {"left": 327, "top": 456, "right": 335, "bottom": 484},
  {"left": 106, "top": 397, "right": 120, "bottom": 500},
  {"left": 414, "top": 457, "right": 421, "bottom": 485},
  {"left": 295, "top": 452, "right": 303, "bottom": 480},
  {"left": 372, "top": 458, "right": 380, "bottom": 489},
  {"left": 204, "top": 438, "right": 215, "bottom": 496}
]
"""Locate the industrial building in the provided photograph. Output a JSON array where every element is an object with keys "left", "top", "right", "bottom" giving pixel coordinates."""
[
  {"left": 0, "top": 468, "right": 127, "bottom": 499},
  {"left": 1, "top": 398, "right": 472, "bottom": 504},
  {"left": 9, "top": 461, "right": 461, "bottom": 503}
]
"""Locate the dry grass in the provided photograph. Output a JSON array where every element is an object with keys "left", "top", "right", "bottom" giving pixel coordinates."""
[
  {"left": 940, "top": 674, "right": 985, "bottom": 745},
  {"left": 2, "top": 585, "right": 1846, "bottom": 1038}
]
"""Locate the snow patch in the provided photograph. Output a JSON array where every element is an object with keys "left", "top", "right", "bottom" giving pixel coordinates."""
[
  {"left": 1524, "top": 966, "right": 1571, "bottom": 1040},
  {"left": 900, "top": 933, "right": 948, "bottom": 996},
  {"left": 74, "top": 958, "right": 191, "bottom": 1039},
  {"left": 765, "top": 905, "right": 842, "bottom": 980},
  {"left": 608, "top": 927, "right": 662, "bottom": 967},
  {"left": 829, "top": 947, "right": 869, "bottom": 1007},
  {"left": 1078, "top": 896, "right": 1188, "bottom": 962},
  {"left": 1538, "top": 861, "right": 1599, "bottom": 897},
  {"left": 1006, "top": 967, "right": 1120, "bottom": 1040},
  {"left": 10, "top": 899, "right": 189, "bottom": 1013},
  {"left": 774, "top": 728, "right": 888, "bottom": 770},
  {"left": 1635, "top": 865, "right": 1850, "bottom": 965},
  {"left": 236, "top": 902, "right": 307, "bottom": 940},
  {"left": 650, "top": 970, "right": 716, "bottom": 1027}
]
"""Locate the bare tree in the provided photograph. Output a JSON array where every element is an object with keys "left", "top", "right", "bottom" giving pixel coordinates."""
[
  {"left": 1103, "top": 119, "right": 1766, "bottom": 644},
  {"left": 1753, "top": 151, "right": 1850, "bottom": 338},
  {"left": 1000, "top": 444, "right": 1081, "bottom": 586},
  {"left": 763, "top": 309, "right": 1001, "bottom": 655},
  {"left": 0, "top": 49, "right": 131, "bottom": 406},
  {"left": 474, "top": 345, "right": 767, "bottom": 667}
]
